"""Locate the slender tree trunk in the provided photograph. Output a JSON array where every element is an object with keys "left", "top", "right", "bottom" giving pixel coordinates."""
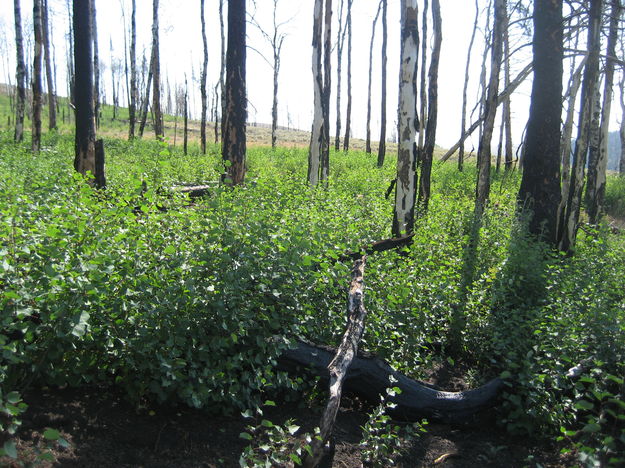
[
  {"left": 517, "top": 0, "right": 562, "bottom": 245},
  {"left": 459, "top": 0, "right": 480, "bottom": 171},
  {"left": 41, "top": 0, "right": 56, "bottom": 131},
  {"left": 343, "top": 0, "right": 353, "bottom": 151},
  {"left": 66, "top": 0, "right": 75, "bottom": 115},
  {"left": 271, "top": 47, "right": 280, "bottom": 149},
  {"left": 129, "top": 0, "right": 137, "bottom": 139},
  {"left": 365, "top": 1, "right": 382, "bottom": 154},
  {"left": 200, "top": 0, "right": 208, "bottom": 154},
  {"left": 216, "top": 0, "right": 226, "bottom": 144},
  {"left": 151, "top": 0, "right": 164, "bottom": 140},
  {"left": 619, "top": 71, "right": 625, "bottom": 175},
  {"left": 109, "top": 38, "right": 117, "bottom": 120},
  {"left": 13, "top": 0, "right": 26, "bottom": 142},
  {"left": 32, "top": 0, "right": 43, "bottom": 153},
  {"left": 222, "top": 0, "right": 247, "bottom": 186},
  {"left": 138, "top": 53, "right": 153, "bottom": 138},
  {"left": 559, "top": 0, "right": 602, "bottom": 252},
  {"left": 308, "top": 0, "right": 324, "bottom": 186},
  {"left": 392, "top": 0, "right": 419, "bottom": 237},
  {"left": 559, "top": 57, "right": 586, "bottom": 207},
  {"left": 417, "top": 0, "right": 428, "bottom": 164},
  {"left": 476, "top": 1, "right": 492, "bottom": 143},
  {"left": 586, "top": 0, "right": 621, "bottom": 224},
  {"left": 502, "top": 2, "right": 513, "bottom": 171},
  {"left": 377, "top": 0, "right": 388, "bottom": 167},
  {"left": 73, "top": 0, "right": 96, "bottom": 181},
  {"left": 184, "top": 76, "right": 188, "bottom": 155},
  {"left": 475, "top": 0, "right": 505, "bottom": 216},
  {"left": 91, "top": 0, "right": 100, "bottom": 128},
  {"left": 320, "top": 0, "right": 332, "bottom": 182},
  {"left": 417, "top": 0, "right": 441, "bottom": 212},
  {"left": 334, "top": 0, "right": 345, "bottom": 151}
]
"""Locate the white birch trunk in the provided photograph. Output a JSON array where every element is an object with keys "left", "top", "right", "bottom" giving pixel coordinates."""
[
  {"left": 308, "top": 0, "right": 324, "bottom": 186},
  {"left": 392, "top": 0, "right": 419, "bottom": 236}
]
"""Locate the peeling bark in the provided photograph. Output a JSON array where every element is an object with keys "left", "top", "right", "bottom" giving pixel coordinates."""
[
  {"left": 392, "top": 0, "right": 419, "bottom": 236},
  {"left": 377, "top": 0, "right": 388, "bottom": 167},
  {"left": 308, "top": 0, "right": 324, "bottom": 186}
]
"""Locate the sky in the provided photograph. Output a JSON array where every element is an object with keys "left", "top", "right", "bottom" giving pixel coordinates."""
[{"left": 0, "top": 0, "right": 617, "bottom": 152}]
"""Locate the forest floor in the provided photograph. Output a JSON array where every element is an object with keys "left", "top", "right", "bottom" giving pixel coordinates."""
[{"left": 5, "top": 360, "right": 576, "bottom": 467}]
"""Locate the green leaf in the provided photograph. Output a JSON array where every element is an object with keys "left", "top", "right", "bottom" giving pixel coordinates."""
[
  {"left": 574, "top": 400, "right": 594, "bottom": 411},
  {"left": 582, "top": 423, "right": 601, "bottom": 433},
  {"left": 164, "top": 245, "right": 176, "bottom": 255},
  {"left": 3, "top": 440, "right": 17, "bottom": 459},
  {"left": 6, "top": 392, "right": 21, "bottom": 404},
  {"left": 290, "top": 453, "right": 302, "bottom": 464},
  {"left": 239, "top": 432, "right": 253, "bottom": 441},
  {"left": 264, "top": 400, "right": 276, "bottom": 407},
  {"left": 70, "top": 311, "right": 90, "bottom": 337},
  {"left": 261, "top": 419, "right": 274, "bottom": 428},
  {"left": 499, "top": 370, "right": 512, "bottom": 379},
  {"left": 287, "top": 425, "right": 300, "bottom": 435},
  {"left": 43, "top": 428, "right": 61, "bottom": 440}
]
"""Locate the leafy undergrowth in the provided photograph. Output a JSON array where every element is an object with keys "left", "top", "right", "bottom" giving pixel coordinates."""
[{"left": 1, "top": 131, "right": 624, "bottom": 466}]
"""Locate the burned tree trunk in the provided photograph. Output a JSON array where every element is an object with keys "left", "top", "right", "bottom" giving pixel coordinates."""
[
  {"left": 459, "top": 0, "right": 480, "bottom": 171},
  {"left": 200, "top": 0, "right": 208, "bottom": 154},
  {"left": 215, "top": 0, "right": 226, "bottom": 144},
  {"left": 334, "top": 0, "right": 346, "bottom": 152},
  {"left": 184, "top": 76, "right": 188, "bottom": 156},
  {"left": 475, "top": 0, "right": 505, "bottom": 216},
  {"left": 73, "top": 0, "right": 97, "bottom": 182},
  {"left": 320, "top": 0, "right": 332, "bottom": 182},
  {"left": 517, "top": 0, "right": 563, "bottom": 245},
  {"left": 302, "top": 257, "right": 367, "bottom": 468},
  {"left": 586, "top": 0, "right": 621, "bottom": 225},
  {"left": 222, "top": 0, "right": 247, "bottom": 186},
  {"left": 342, "top": 0, "right": 353, "bottom": 152},
  {"left": 392, "top": 0, "right": 419, "bottom": 237},
  {"left": 42, "top": 0, "right": 56, "bottom": 131},
  {"left": 151, "top": 0, "right": 164, "bottom": 140},
  {"left": 138, "top": 53, "right": 153, "bottom": 138},
  {"left": 129, "top": 0, "right": 137, "bottom": 139},
  {"left": 32, "top": 0, "right": 43, "bottom": 153},
  {"left": 417, "top": 0, "right": 428, "bottom": 164},
  {"left": 377, "top": 0, "right": 388, "bottom": 167},
  {"left": 365, "top": 1, "right": 382, "bottom": 154},
  {"left": 619, "top": 72, "right": 625, "bottom": 175},
  {"left": 417, "top": 0, "right": 442, "bottom": 212},
  {"left": 559, "top": 0, "right": 602, "bottom": 252},
  {"left": 13, "top": 0, "right": 26, "bottom": 142},
  {"left": 91, "top": 0, "right": 100, "bottom": 128}
]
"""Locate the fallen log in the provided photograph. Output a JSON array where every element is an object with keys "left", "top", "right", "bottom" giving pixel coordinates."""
[
  {"left": 303, "top": 256, "right": 368, "bottom": 468},
  {"left": 170, "top": 182, "right": 219, "bottom": 198},
  {"left": 336, "top": 233, "right": 415, "bottom": 263},
  {"left": 279, "top": 340, "right": 504, "bottom": 424}
]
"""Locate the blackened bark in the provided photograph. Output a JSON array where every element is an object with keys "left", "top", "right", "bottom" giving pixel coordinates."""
[
  {"left": 73, "top": 0, "right": 97, "bottom": 181},
  {"left": 32, "top": 0, "right": 43, "bottom": 153},
  {"left": 475, "top": 0, "right": 505, "bottom": 216},
  {"left": 222, "top": 0, "right": 247, "bottom": 186},
  {"left": 586, "top": 0, "right": 621, "bottom": 224},
  {"left": 200, "top": 0, "right": 208, "bottom": 154},
  {"left": 139, "top": 52, "right": 154, "bottom": 138},
  {"left": 184, "top": 77, "right": 188, "bottom": 156},
  {"left": 320, "top": 0, "right": 332, "bottom": 182},
  {"left": 365, "top": 1, "right": 382, "bottom": 154},
  {"left": 343, "top": 0, "right": 353, "bottom": 151},
  {"left": 619, "top": 72, "right": 625, "bottom": 175},
  {"left": 129, "top": 0, "right": 137, "bottom": 139},
  {"left": 91, "top": 0, "right": 100, "bottom": 128},
  {"left": 215, "top": 0, "right": 226, "bottom": 144},
  {"left": 41, "top": 0, "right": 56, "bottom": 131},
  {"left": 418, "top": 0, "right": 442, "bottom": 212},
  {"left": 517, "top": 0, "right": 562, "bottom": 245},
  {"left": 559, "top": 0, "right": 602, "bottom": 252},
  {"left": 151, "top": 0, "right": 164, "bottom": 140},
  {"left": 377, "top": 0, "right": 388, "bottom": 167},
  {"left": 13, "top": 0, "right": 26, "bottom": 142},
  {"left": 502, "top": 2, "right": 513, "bottom": 171},
  {"left": 308, "top": 0, "right": 324, "bottom": 186}
]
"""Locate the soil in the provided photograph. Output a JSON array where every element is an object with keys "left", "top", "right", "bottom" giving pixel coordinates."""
[{"left": 2, "top": 360, "right": 577, "bottom": 467}]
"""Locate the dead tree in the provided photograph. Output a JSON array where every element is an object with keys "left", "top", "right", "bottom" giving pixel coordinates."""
[
  {"left": 334, "top": 0, "right": 346, "bottom": 151},
  {"left": 138, "top": 52, "right": 153, "bottom": 138},
  {"left": 417, "top": 0, "right": 442, "bottom": 212},
  {"left": 517, "top": 0, "right": 563, "bottom": 245},
  {"left": 42, "top": 0, "right": 56, "bottom": 131},
  {"left": 458, "top": 0, "right": 480, "bottom": 171},
  {"left": 377, "top": 0, "right": 388, "bottom": 167},
  {"left": 13, "top": 0, "right": 27, "bottom": 142},
  {"left": 342, "top": 0, "right": 353, "bottom": 151},
  {"left": 215, "top": 0, "right": 226, "bottom": 144},
  {"left": 129, "top": 0, "right": 137, "bottom": 139},
  {"left": 308, "top": 0, "right": 332, "bottom": 186},
  {"left": 392, "top": 0, "right": 419, "bottom": 237},
  {"left": 475, "top": 0, "right": 505, "bottom": 216},
  {"left": 417, "top": 0, "right": 428, "bottom": 163},
  {"left": 32, "top": 0, "right": 43, "bottom": 153},
  {"left": 151, "top": 0, "right": 164, "bottom": 140},
  {"left": 365, "top": 1, "right": 382, "bottom": 154},
  {"left": 200, "top": 0, "right": 208, "bottom": 154},
  {"left": 586, "top": 0, "right": 622, "bottom": 225},
  {"left": 91, "top": 0, "right": 100, "bottom": 128},
  {"left": 222, "top": 0, "right": 247, "bottom": 186},
  {"left": 559, "top": 0, "right": 603, "bottom": 252},
  {"left": 619, "top": 71, "right": 625, "bottom": 175}
]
